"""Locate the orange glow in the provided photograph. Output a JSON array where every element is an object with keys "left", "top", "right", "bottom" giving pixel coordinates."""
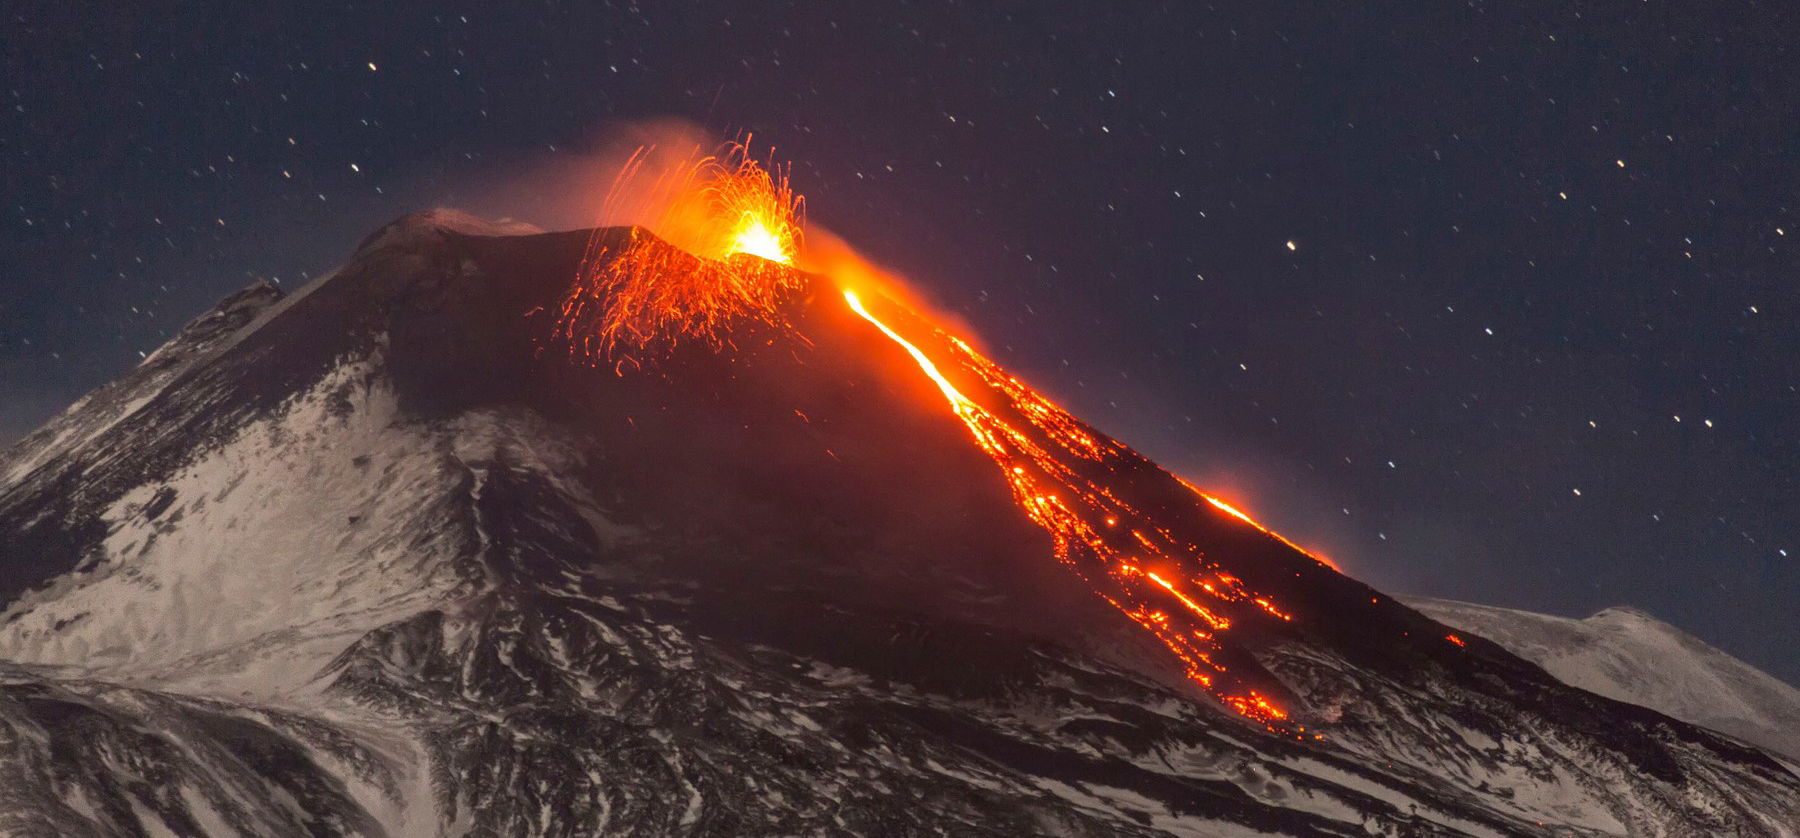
[
  {"left": 1446, "top": 633, "right": 1466, "bottom": 647},
  {"left": 843, "top": 290, "right": 973, "bottom": 410},
  {"left": 729, "top": 212, "right": 791, "bottom": 263},
  {"left": 1146, "top": 571, "right": 1231, "bottom": 630},
  {"left": 843, "top": 285, "right": 1307, "bottom": 733},
  {"left": 1224, "top": 692, "right": 1290, "bottom": 722},
  {"left": 1195, "top": 491, "right": 1342, "bottom": 573},
  {"left": 558, "top": 139, "right": 803, "bottom": 361},
  {"left": 563, "top": 142, "right": 1333, "bottom": 734},
  {"left": 1203, "top": 494, "right": 1258, "bottom": 526}
]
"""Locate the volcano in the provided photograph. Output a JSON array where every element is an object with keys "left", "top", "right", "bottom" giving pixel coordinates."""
[{"left": 2, "top": 209, "right": 1797, "bottom": 836}]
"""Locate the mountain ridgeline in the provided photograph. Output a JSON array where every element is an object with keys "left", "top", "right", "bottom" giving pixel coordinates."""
[{"left": 0, "top": 211, "right": 1795, "bottom": 836}]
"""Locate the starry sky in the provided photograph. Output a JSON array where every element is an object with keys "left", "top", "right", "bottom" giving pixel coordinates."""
[{"left": 4, "top": 2, "right": 1797, "bottom": 683}]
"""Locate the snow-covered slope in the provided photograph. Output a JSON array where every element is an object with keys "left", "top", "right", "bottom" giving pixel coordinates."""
[
  {"left": 1409, "top": 597, "right": 1800, "bottom": 765},
  {"left": 0, "top": 210, "right": 1795, "bottom": 836}
]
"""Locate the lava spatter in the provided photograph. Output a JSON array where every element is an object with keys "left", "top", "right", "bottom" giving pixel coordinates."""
[{"left": 557, "top": 139, "right": 804, "bottom": 363}]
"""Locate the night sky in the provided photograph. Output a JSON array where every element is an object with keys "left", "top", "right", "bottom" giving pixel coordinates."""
[{"left": 4, "top": 3, "right": 1797, "bottom": 683}]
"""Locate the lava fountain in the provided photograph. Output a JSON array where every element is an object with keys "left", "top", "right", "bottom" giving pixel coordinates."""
[{"left": 557, "top": 139, "right": 805, "bottom": 364}]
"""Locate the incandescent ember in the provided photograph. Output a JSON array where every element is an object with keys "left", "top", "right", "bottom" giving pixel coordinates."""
[{"left": 557, "top": 139, "right": 805, "bottom": 365}]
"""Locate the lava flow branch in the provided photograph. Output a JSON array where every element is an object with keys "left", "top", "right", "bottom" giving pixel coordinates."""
[{"left": 558, "top": 141, "right": 1335, "bottom": 734}]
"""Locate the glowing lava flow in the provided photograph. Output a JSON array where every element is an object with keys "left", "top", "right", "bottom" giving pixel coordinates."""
[
  {"left": 844, "top": 288, "right": 1305, "bottom": 731},
  {"left": 844, "top": 291, "right": 970, "bottom": 407},
  {"left": 561, "top": 141, "right": 1330, "bottom": 732},
  {"left": 558, "top": 140, "right": 804, "bottom": 363},
  {"left": 1194, "top": 491, "right": 1341, "bottom": 573}
]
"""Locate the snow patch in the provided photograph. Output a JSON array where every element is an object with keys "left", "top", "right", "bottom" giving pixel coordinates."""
[{"left": 0, "top": 357, "right": 474, "bottom": 697}]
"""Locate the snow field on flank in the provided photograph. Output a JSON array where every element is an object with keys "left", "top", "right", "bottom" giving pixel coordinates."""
[
  {"left": 274, "top": 704, "right": 443, "bottom": 838},
  {"left": 1411, "top": 596, "right": 1800, "bottom": 763},
  {"left": 3, "top": 385, "right": 160, "bottom": 489},
  {"left": 0, "top": 357, "right": 471, "bottom": 696}
]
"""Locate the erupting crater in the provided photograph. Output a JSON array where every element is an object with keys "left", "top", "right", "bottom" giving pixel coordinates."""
[
  {"left": 551, "top": 141, "right": 1359, "bottom": 733},
  {"left": 557, "top": 140, "right": 806, "bottom": 364}
]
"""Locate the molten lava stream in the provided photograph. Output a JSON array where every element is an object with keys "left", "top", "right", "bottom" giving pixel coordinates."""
[
  {"left": 556, "top": 138, "right": 1316, "bottom": 733},
  {"left": 841, "top": 288, "right": 1305, "bottom": 733}
]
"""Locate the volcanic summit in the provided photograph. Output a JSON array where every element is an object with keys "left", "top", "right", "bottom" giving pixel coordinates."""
[{"left": 0, "top": 203, "right": 1797, "bottom": 835}]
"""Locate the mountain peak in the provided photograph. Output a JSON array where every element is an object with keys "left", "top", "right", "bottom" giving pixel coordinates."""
[
  {"left": 140, "top": 278, "right": 284, "bottom": 368},
  {"left": 2, "top": 213, "right": 1797, "bottom": 835},
  {"left": 1588, "top": 605, "right": 1662, "bottom": 624},
  {"left": 362, "top": 207, "right": 545, "bottom": 243}
]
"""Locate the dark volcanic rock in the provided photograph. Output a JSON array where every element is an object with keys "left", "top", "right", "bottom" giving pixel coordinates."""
[{"left": 0, "top": 210, "right": 1795, "bottom": 836}]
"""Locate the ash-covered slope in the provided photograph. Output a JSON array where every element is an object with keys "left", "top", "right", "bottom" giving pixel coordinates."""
[
  {"left": 1410, "top": 597, "right": 1800, "bottom": 765},
  {"left": 1, "top": 211, "right": 1797, "bottom": 837}
]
